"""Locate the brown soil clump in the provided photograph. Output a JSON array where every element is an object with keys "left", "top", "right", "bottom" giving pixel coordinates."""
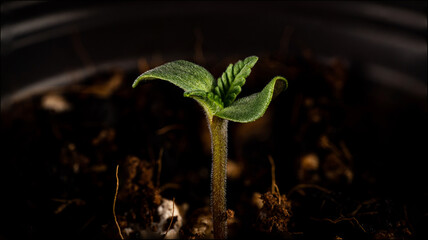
[{"left": 257, "top": 190, "right": 292, "bottom": 233}]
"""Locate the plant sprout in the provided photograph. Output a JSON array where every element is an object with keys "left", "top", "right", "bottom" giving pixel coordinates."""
[{"left": 132, "top": 56, "right": 288, "bottom": 239}]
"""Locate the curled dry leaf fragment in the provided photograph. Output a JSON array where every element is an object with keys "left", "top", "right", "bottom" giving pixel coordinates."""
[
  {"left": 92, "top": 128, "right": 116, "bottom": 145},
  {"left": 152, "top": 198, "right": 183, "bottom": 239},
  {"left": 227, "top": 159, "right": 243, "bottom": 179},
  {"left": 80, "top": 71, "right": 123, "bottom": 98},
  {"left": 252, "top": 192, "right": 264, "bottom": 210},
  {"left": 185, "top": 207, "right": 214, "bottom": 239},
  {"left": 297, "top": 153, "right": 320, "bottom": 183},
  {"left": 41, "top": 93, "right": 71, "bottom": 112}
]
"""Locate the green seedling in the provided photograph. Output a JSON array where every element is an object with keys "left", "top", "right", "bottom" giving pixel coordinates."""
[{"left": 132, "top": 56, "right": 288, "bottom": 239}]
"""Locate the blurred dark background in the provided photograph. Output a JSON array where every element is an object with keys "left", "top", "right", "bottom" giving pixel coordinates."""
[
  {"left": 1, "top": 1, "right": 427, "bottom": 239},
  {"left": 1, "top": 1, "right": 426, "bottom": 100}
]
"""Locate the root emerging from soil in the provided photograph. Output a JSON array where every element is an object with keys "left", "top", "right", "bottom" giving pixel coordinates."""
[{"left": 256, "top": 156, "right": 292, "bottom": 233}]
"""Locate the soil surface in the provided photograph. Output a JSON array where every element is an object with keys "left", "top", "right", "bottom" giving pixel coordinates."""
[{"left": 2, "top": 52, "right": 427, "bottom": 239}]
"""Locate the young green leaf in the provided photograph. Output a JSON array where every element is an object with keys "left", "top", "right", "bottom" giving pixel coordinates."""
[
  {"left": 215, "top": 76, "right": 288, "bottom": 123},
  {"left": 132, "top": 60, "right": 214, "bottom": 92},
  {"left": 214, "top": 56, "right": 258, "bottom": 107},
  {"left": 132, "top": 60, "right": 222, "bottom": 116}
]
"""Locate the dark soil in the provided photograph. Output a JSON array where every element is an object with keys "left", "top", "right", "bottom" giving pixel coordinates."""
[{"left": 2, "top": 52, "right": 427, "bottom": 239}]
